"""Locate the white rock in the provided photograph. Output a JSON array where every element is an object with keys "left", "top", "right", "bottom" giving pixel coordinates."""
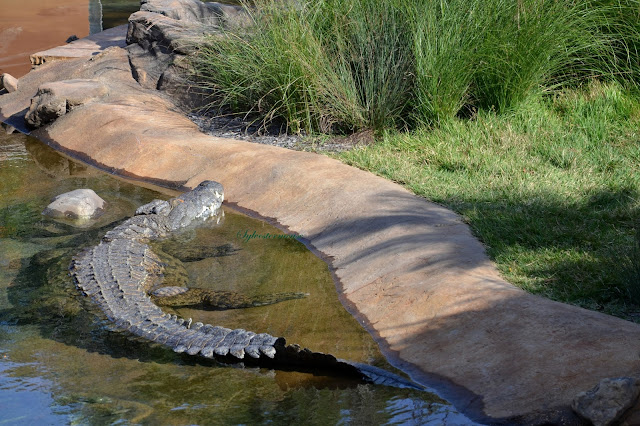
[
  {"left": 43, "top": 189, "right": 106, "bottom": 219},
  {"left": 1, "top": 73, "right": 18, "bottom": 93}
]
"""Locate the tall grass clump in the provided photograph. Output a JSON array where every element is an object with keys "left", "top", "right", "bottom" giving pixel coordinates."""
[
  {"left": 470, "top": 0, "right": 616, "bottom": 112},
  {"left": 191, "top": 0, "right": 414, "bottom": 133},
  {"left": 589, "top": 0, "right": 640, "bottom": 84},
  {"left": 190, "top": 3, "right": 322, "bottom": 133},
  {"left": 190, "top": 0, "right": 640, "bottom": 132},
  {"left": 408, "top": 0, "right": 481, "bottom": 124},
  {"left": 410, "top": 0, "right": 638, "bottom": 120}
]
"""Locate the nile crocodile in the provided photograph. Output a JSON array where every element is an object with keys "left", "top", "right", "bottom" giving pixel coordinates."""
[{"left": 70, "top": 181, "right": 419, "bottom": 386}]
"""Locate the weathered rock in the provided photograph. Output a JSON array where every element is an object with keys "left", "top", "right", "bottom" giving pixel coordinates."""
[
  {"left": 140, "top": 0, "right": 248, "bottom": 26},
  {"left": 126, "top": 1, "right": 246, "bottom": 95},
  {"left": 43, "top": 188, "right": 106, "bottom": 219},
  {"left": 30, "top": 25, "right": 128, "bottom": 69},
  {"left": 127, "top": 11, "right": 201, "bottom": 55},
  {"left": 25, "top": 79, "right": 108, "bottom": 128},
  {"left": 126, "top": 11, "right": 201, "bottom": 89},
  {"left": 572, "top": 377, "right": 640, "bottom": 426},
  {"left": 1, "top": 73, "right": 18, "bottom": 93}
]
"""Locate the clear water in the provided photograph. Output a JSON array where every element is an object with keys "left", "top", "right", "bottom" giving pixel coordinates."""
[{"left": 0, "top": 131, "right": 477, "bottom": 424}]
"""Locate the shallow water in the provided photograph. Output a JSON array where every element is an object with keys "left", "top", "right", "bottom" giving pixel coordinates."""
[{"left": 0, "top": 131, "right": 476, "bottom": 424}]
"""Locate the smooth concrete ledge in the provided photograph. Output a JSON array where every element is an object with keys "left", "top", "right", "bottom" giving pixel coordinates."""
[{"left": 2, "top": 46, "right": 640, "bottom": 423}]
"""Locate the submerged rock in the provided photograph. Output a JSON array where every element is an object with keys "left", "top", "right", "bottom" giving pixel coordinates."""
[
  {"left": 43, "top": 189, "right": 106, "bottom": 220},
  {"left": 572, "top": 376, "right": 640, "bottom": 426},
  {"left": 25, "top": 139, "right": 97, "bottom": 179},
  {"left": 1, "top": 73, "right": 18, "bottom": 93}
]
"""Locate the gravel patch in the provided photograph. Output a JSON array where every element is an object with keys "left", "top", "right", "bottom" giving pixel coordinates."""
[{"left": 188, "top": 113, "right": 372, "bottom": 153}]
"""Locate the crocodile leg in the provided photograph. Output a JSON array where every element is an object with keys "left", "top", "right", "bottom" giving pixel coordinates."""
[{"left": 150, "top": 286, "right": 308, "bottom": 309}]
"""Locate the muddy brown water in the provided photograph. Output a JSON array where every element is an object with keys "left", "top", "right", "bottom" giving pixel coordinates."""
[{"left": 0, "top": 0, "right": 141, "bottom": 77}]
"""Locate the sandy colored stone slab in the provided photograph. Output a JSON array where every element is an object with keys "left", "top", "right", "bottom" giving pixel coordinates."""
[
  {"left": 30, "top": 25, "right": 128, "bottom": 66},
  {"left": 2, "top": 44, "right": 640, "bottom": 423}
]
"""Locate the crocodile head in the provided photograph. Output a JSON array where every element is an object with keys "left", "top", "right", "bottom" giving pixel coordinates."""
[{"left": 135, "top": 181, "right": 225, "bottom": 231}]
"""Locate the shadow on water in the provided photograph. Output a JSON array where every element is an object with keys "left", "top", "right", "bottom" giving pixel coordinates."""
[{"left": 0, "top": 133, "right": 476, "bottom": 424}]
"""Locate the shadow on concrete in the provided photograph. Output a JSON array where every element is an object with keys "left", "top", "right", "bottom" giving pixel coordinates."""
[{"left": 309, "top": 186, "right": 639, "bottom": 309}]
